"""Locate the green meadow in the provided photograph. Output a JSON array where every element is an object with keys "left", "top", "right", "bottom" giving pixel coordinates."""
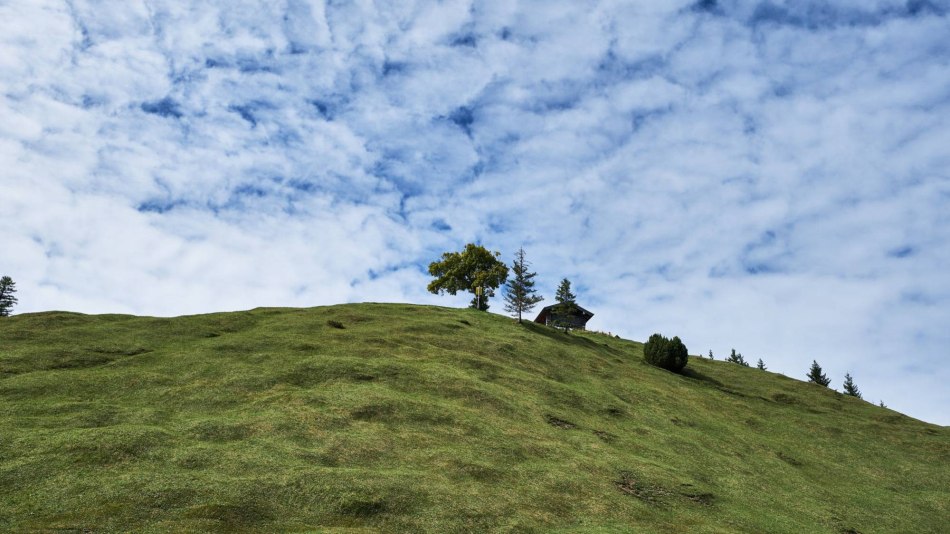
[{"left": 0, "top": 303, "right": 946, "bottom": 532}]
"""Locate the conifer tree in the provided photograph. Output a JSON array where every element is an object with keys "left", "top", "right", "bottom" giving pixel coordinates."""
[
  {"left": 708, "top": 350, "right": 714, "bottom": 360},
  {"left": 554, "top": 278, "right": 576, "bottom": 306},
  {"left": 503, "top": 248, "right": 544, "bottom": 323},
  {"left": 551, "top": 278, "right": 579, "bottom": 330},
  {"left": 0, "top": 276, "right": 17, "bottom": 317},
  {"left": 726, "top": 349, "right": 749, "bottom": 367},
  {"left": 756, "top": 358, "right": 767, "bottom": 370},
  {"left": 807, "top": 360, "right": 832, "bottom": 387},
  {"left": 842, "top": 373, "right": 862, "bottom": 398}
]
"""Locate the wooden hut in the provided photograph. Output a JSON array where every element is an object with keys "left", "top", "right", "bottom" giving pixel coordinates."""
[{"left": 534, "top": 304, "right": 594, "bottom": 330}]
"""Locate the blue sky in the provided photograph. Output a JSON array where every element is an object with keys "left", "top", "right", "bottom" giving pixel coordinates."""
[{"left": 1, "top": 0, "right": 948, "bottom": 424}]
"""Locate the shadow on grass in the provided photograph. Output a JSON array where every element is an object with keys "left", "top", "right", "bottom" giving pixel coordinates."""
[
  {"left": 679, "top": 367, "right": 754, "bottom": 398},
  {"left": 1, "top": 342, "right": 154, "bottom": 377},
  {"left": 186, "top": 502, "right": 275, "bottom": 526},
  {"left": 679, "top": 367, "right": 725, "bottom": 388},
  {"left": 519, "top": 321, "right": 603, "bottom": 350}
]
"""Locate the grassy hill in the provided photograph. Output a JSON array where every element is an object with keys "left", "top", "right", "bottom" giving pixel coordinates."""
[{"left": 0, "top": 303, "right": 947, "bottom": 532}]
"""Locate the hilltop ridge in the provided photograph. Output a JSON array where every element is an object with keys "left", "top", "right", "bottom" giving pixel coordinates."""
[{"left": 0, "top": 303, "right": 947, "bottom": 532}]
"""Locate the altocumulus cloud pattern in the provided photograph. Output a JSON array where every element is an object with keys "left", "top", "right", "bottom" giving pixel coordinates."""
[{"left": 1, "top": 0, "right": 949, "bottom": 424}]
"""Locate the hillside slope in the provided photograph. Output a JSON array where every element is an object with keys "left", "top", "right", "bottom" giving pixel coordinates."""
[{"left": 0, "top": 304, "right": 947, "bottom": 532}]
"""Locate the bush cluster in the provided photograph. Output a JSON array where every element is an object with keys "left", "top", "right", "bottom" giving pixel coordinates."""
[{"left": 643, "top": 333, "right": 688, "bottom": 373}]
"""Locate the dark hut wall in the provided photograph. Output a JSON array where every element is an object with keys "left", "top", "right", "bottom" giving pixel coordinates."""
[{"left": 545, "top": 313, "right": 589, "bottom": 329}]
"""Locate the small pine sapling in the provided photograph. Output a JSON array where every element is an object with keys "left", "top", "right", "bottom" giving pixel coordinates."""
[
  {"left": 726, "top": 349, "right": 749, "bottom": 367},
  {"left": 806, "top": 360, "right": 832, "bottom": 387},
  {"left": 842, "top": 373, "right": 862, "bottom": 398}
]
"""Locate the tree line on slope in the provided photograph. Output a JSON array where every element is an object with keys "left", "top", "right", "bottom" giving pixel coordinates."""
[{"left": 707, "top": 347, "right": 867, "bottom": 401}]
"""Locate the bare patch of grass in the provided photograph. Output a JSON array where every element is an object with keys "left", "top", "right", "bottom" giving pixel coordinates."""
[
  {"left": 615, "top": 473, "right": 672, "bottom": 505},
  {"left": 545, "top": 415, "right": 576, "bottom": 429},
  {"left": 678, "top": 484, "right": 716, "bottom": 505}
]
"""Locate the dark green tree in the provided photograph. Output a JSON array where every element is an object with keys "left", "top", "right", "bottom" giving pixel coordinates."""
[
  {"left": 643, "top": 333, "right": 689, "bottom": 373},
  {"left": 427, "top": 244, "right": 509, "bottom": 311},
  {"left": 503, "top": 247, "right": 544, "bottom": 323},
  {"left": 726, "top": 349, "right": 749, "bottom": 367},
  {"left": 806, "top": 360, "right": 831, "bottom": 387},
  {"left": 756, "top": 358, "right": 767, "bottom": 370},
  {"left": 842, "top": 373, "right": 862, "bottom": 398},
  {"left": 879, "top": 400, "right": 886, "bottom": 408},
  {"left": 707, "top": 350, "right": 714, "bottom": 360},
  {"left": 554, "top": 278, "right": 576, "bottom": 306},
  {"left": 0, "top": 276, "right": 17, "bottom": 317},
  {"left": 551, "top": 278, "right": 579, "bottom": 330}
]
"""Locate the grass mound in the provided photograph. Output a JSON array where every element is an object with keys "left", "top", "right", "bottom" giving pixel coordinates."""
[{"left": 0, "top": 303, "right": 947, "bottom": 532}]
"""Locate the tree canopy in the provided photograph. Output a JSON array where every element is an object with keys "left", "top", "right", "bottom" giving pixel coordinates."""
[
  {"left": 643, "top": 333, "right": 689, "bottom": 373},
  {"left": 427, "top": 244, "right": 509, "bottom": 311}
]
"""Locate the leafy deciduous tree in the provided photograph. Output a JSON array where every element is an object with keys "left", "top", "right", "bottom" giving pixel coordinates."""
[
  {"left": 427, "top": 244, "right": 509, "bottom": 311},
  {"left": 807, "top": 360, "right": 832, "bottom": 387},
  {"left": 0, "top": 276, "right": 17, "bottom": 317},
  {"left": 503, "top": 247, "right": 544, "bottom": 323}
]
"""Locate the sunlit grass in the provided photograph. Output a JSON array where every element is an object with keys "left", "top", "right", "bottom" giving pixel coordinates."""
[{"left": 0, "top": 304, "right": 946, "bottom": 532}]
